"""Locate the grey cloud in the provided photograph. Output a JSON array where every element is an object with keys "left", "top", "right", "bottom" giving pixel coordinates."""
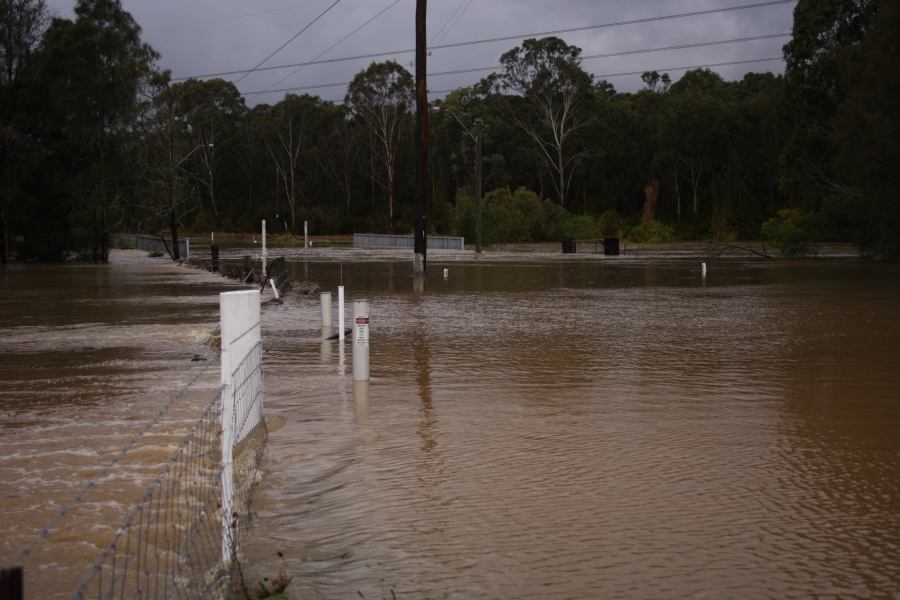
[{"left": 45, "top": 0, "right": 794, "bottom": 103}]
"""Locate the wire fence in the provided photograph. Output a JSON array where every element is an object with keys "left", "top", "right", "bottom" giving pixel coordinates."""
[{"left": 42, "top": 290, "right": 270, "bottom": 600}]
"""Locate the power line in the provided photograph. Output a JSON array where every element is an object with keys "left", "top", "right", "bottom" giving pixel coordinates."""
[
  {"left": 263, "top": 0, "right": 402, "bottom": 93},
  {"left": 431, "top": 0, "right": 467, "bottom": 44},
  {"left": 313, "top": 56, "right": 786, "bottom": 104},
  {"left": 432, "top": 0, "right": 473, "bottom": 45},
  {"left": 241, "top": 33, "right": 790, "bottom": 96},
  {"left": 174, "top": 0, "right": 797, "bottom": 81},
  {"left": 234, "top": 0, "right": 342, "bottom": 84},
  {"left": 145, "top": 1, "right": 331, "bottom": 33}
]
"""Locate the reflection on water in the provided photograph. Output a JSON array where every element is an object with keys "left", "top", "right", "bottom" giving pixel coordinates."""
[{"left": 246, "top": 256, "right": 900, "bottom": 599}]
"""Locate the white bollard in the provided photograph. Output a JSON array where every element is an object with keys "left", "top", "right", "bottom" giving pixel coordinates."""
[
  {"left": 269, "top": 278, "right": 280, "bottom": 300},
  {"left": 701, "top": 262, "right": 708, "bottom": 280},
  {"left": 353, "top": 299, "right": 369, "bottom": 381},
  {"left": 338, "top": 285, "right": 345, "bottom": 341},
  {"left": 304, "top": 220, "right": 309, "bottom": 249},
  {"left": 261, "top": 220, "right": 267, "bottom": 278},
  {"left": 320, "top": 292, "right": 332, "bottom": 328},
  {"left": 443, "top": 268, "right": 449, "bottom": 279}
]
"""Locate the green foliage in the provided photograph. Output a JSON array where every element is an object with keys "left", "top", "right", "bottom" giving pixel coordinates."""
[
  {"left": 761, "top": 208, "right": 821, "bottom": 258},
  {"left": 629, "top": 220, "right": 677, "bottom": 243},
  {"left": 454, "top": 186, "right": 600, "bottom": 244},
  {"left": 561, "top": 215, "right": 599, "bottom": 240}
]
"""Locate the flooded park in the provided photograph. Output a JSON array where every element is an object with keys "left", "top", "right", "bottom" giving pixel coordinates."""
[{"left": 2, "top": 245, "right": 900, "bottom": 598}]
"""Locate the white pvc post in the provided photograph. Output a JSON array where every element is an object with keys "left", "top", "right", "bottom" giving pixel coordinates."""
[
  {"left": 185, "top": 238, "right": 191, "bottom": 263},
  {"left": 304, "top": 220, "right": 309, "bottom": 249},
  {"left": 321, "top": 292, "right": 332, "bottom": 328},
  {"left": 218, "top": 289, "right": 261, "bottom": 566},
  {"left": 338, "top": 286, "right": 345, "bottom": 341},
  {"left": 353, "top": 299, "right": 369, "bottom": 381},
  {"left": 261, "top": 220, "right": 267, "bottom": 279},
  {"left": 701, "top": 262, "right": 708, "bottom": 280}
]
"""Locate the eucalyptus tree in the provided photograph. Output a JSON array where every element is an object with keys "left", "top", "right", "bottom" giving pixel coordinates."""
[
  {"left": 319, "top": 103, "right": 358, "bottom": 231},
  {"left": 0, "top": 0, "right": 48, "bottom": 261},
  {"left": 174, "top": 78, "right": 246, "bottom": 219},
  {"left": 832, "top": 0, "right": 899, "bottom": 257},
  {"left": 494, "top": 36, "right": 593, "bottom": 208},
  {"left": 37, "top": 0, "right": 158, "bottom": 260},
  {"left": 345, "top": 60, "right": 413, "bottom": 230},
  {"left": 260, "top": 93, "right": 328, "bottom": 232},
  {"left": 137, "top": 75, "right": 201, "bottom": 259},
  {"left": 781, "top": 0, "right": 878, "bottom": 205}
]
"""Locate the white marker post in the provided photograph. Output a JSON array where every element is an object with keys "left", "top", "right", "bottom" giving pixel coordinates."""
[
  {"left": 338, "top": 285, "right": 345, "bottom": 341},
  {"left": 269, "top": 278, "right": 280, "bottom": 300},
  {"left": 701, "top": 262, "right": 708, "bottom": 281},
  {"left": 320, "top": 292, "right": 332, "bottom": 328},
  {"left": 261, "top": 220, "right": 267, "bottom": 279},
  {"left": 353, "top": 299, "right": 369, "bottom": 381},
  {"left": 304, "top": 220, "right": 309, "bottom": 249},
  {"left": 443, "top": 268, "right": 449, "bottom": 279}
]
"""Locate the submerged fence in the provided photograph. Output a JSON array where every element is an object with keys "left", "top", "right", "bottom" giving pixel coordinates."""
[
  {"left": 112, "top": 234, "right": 191, "bottom": 261},
  {"left": 353, "top": 233, "right": 465, "bottom": 250},
  {"left": 63, "top": 290, "right": 266, "bottom": 600}
]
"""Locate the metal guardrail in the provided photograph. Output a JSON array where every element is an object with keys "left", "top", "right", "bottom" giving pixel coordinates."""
[{"left": 353, "top": 233, "right": 465, "bottom": 250}]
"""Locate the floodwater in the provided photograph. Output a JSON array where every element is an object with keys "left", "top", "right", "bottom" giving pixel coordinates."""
[
  {"left": 0, "top": 251, "right": 245, "bottom": 598},
  {"left": 244, "top": 251, "right": 900, "bottom": 599},
  {"left": 2, "top": 247, "right": 900, "bottom": 599}
]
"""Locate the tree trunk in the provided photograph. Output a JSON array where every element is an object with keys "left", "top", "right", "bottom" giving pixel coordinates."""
[
  {"left": 0, "top": 207, "right": 8, "bottom": 264},
  {"left": 170, "top": 218, "right": 181, "bottom": 260},
  {"left": 674, "top": 165, "right": 681, "bottom": 220},
  {"left": 558, "top": 152, "right": 566, "bottom": 207},
  {"left": 101, "top": 200, "right": 109, "bottom": 262}
]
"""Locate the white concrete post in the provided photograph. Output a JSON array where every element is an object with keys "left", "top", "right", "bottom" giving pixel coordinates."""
[
  {"left": 304, "top": 220, "right": 309, "bottom": 249},
  {"left": 338, "top": 286, "right": 345, "bottom": 341},
  {"left": 353, "top": 299, "right": 369, "bottom": 381},
  {"left": 321, "top": 292, "right": 332, "bottom": 328},
  {"left": 261, "top": 220, "right": 267, "bottom": 279}
]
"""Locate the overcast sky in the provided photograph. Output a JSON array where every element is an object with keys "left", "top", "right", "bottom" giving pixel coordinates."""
[{"left": 44, "top": 0, "right": 796, "bottom": 104}]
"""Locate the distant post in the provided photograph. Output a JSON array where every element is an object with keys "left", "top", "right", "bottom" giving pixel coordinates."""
[
  {"left": 474, "top": 118, "right": 483, "bottom": 254},
  {"left": 413, "top": 0, "right": 428, "bottom": 276}
]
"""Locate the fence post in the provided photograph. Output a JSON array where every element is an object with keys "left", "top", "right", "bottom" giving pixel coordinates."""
[
  {"left": 0, "top": 567, "right": 23, "bottom": 600},
  {"left": 338, "top": 286, "right": 345, "bottom": 341},
  {"left": 261, "top": 220, "right": 267, "bottom": 280},
  {"left": 219, "top": 289, "right": 261, "bottom": 566}
]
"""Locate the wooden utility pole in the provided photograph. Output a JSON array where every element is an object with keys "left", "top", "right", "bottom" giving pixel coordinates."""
[{"left": 413, "top": 0, "right": 428, "bottom": 276}]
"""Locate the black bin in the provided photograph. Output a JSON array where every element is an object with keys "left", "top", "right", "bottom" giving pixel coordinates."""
[
  {"left": 603, "top": 237, "right": 620, "bottom": 256},
  {"left": 562, "top": 239, "right": 577, "bottom": 254}
]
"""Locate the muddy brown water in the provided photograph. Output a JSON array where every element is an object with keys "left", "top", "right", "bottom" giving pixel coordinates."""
[
  {"left": 242, "top": 252, "right": 900, "bottom": 599},
  {"left": 3, "top": 248, "right": 900, "bottom": 599}
]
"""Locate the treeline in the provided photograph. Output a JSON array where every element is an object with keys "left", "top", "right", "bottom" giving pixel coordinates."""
[{"left": 1, "top": 0, "right": 897, "bottom": 261}]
